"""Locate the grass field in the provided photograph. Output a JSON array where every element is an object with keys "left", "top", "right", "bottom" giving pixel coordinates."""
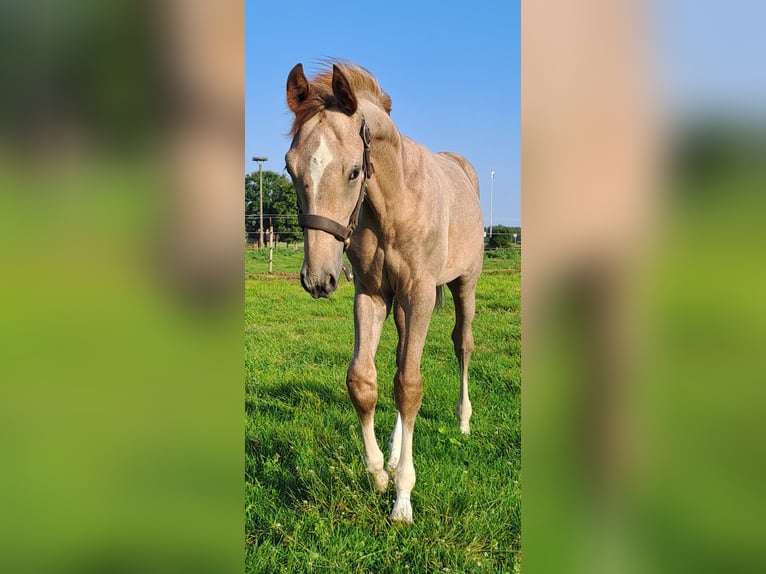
[{"left": 245, "top": 247, "right": 521, "bottom": 573}]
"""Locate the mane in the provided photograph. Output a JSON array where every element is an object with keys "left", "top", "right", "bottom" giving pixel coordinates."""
[{"left": 289, "top": 60, "right": 393, "bottom": 136}]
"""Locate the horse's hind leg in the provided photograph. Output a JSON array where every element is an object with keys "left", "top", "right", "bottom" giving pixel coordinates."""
[
  {"left": 448, "top": 277, "right": 477, "bottom": 434},
  {"left": 347, "top": 292, "right": 390, "bottom": 492},
  {"left": 389, "top": 286, "right": 435, "bottom": 522},
  {"left": 386, "top": 301, "right": 406, "bottom": 471}
]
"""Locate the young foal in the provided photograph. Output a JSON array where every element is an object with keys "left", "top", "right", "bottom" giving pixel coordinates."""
[{"left": 284, "top": 62, "right": 484, "bottom": 522}]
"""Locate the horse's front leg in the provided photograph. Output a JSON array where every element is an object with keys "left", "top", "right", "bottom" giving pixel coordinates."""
[
  {"left": 390, "top": 286, "right": 436, "bottom": 523},
  {"left": 346, "top": 291, "right": 390, "bottom": 492}
]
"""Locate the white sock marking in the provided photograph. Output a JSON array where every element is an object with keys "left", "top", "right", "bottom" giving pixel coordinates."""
[
  {"left": 388, "top": 412, "right": 403, "bottom": 469},
  {"left": 360, "top": 417, "right": 389, "bottom": 491},
  {"left": 391, "top": 423, "right": 416, "bottom": 522}
]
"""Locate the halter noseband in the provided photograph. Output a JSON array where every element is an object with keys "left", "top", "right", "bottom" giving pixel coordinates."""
[{"left": 297, "top": 116, "right": 374, "bottom": 251}]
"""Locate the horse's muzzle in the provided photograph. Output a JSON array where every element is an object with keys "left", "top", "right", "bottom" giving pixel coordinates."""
[{"left": 300, "top": 268, "right": 338, "bottom": 299}]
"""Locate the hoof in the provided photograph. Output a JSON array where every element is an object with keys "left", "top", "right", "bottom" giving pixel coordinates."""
[
  {"left": 372, "top": 470, "right": 391, "bottom": 492},
  {"left": 390, "top": 498, "right": 413, "bottom": 523},
  {"left": 386, "top": 456, "right": 399, "bottom": 471},
  {"left": 455, "top": 402, "right": 473, "bottom": 435}
]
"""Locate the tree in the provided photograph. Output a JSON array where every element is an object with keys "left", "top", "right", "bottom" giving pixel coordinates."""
[
  {"left": 245, "top": 170, "right": 301, "bottom": 243},
  {"left": 485, "top": 225, "right": 521, "bottom": 249}
]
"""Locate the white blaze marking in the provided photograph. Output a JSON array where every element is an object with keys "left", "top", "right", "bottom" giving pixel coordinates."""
[{"left": 309, "top": 135, "right": 333, "bottom": 199}]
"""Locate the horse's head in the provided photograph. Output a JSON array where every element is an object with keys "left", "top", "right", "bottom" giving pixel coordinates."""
[{"left": 284, "top": 63, "right": 370, "bottom": 299}]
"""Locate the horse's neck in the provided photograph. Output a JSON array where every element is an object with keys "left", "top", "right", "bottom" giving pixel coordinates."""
[{"left": 359, "top": 103, "right": 408, "bottom": 228}]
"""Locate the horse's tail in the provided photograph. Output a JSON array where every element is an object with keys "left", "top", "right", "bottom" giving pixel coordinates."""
[{"left": 435, "top": 284, "right": 444, "bottom": 311}]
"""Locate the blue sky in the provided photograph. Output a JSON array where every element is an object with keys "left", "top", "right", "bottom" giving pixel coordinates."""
[
  {"left": 657, "top": 0, "right": 766, "bottom": 120},
  {"left": 245, "top": 0, "right": 521, "bottom": 228}
]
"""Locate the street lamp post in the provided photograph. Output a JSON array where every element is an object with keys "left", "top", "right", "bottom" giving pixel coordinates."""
[
  {"left": 489, "top": 170, "right": 495, "bottom": 238},
  {"left": 252, "top": 156, "right": 268, "bottom": 248}
]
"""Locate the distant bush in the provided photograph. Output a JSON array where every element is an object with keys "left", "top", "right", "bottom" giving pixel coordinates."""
[
  {"left": 485, "top": 248, "right": 516, "bottom": 259},
  {"left": 485, "top": 225, "right": 520, "bottom": 249}
]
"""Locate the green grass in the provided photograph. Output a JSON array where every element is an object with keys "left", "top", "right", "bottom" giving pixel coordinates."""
[{"left": 245, "top": 247, "right": 521, "bottom": 573}]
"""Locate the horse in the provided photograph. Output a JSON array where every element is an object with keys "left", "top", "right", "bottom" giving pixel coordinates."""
[{"left": 284, "top": 61, "right": 484, "bottom": 522}]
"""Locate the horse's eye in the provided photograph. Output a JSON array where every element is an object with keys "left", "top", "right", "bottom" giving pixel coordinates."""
[{"left": 349, "top": 167, "right": 360, "bottom": 181}]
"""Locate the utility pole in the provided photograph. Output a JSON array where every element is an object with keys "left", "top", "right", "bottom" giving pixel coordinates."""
[
  {"left": 490, "top": 170, "right": 495, "bottom": 238},
  {"left": 252, "top": 156, "right": 268, "bottom": 248}
]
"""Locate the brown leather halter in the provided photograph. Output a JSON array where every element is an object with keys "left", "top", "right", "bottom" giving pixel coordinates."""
[{"left": 297, "top": 116, "right": 374, "bottom": 251}]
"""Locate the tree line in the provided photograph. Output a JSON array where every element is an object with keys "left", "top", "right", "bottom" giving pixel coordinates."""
[{"left": 245, "top": 170, "right": 301, "bottom": 243}]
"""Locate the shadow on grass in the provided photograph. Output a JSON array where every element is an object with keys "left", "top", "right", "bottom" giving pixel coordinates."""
[
  {"left": 245, "top": 379, "right": 358, "bottom": 509},
  {"left": 246, "top": 378, "right": 350, "bottom": 416}
]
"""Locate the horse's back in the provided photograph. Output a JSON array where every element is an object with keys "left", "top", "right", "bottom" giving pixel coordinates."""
[
  {"left": 436, "top": 151, "right": 480, "bottom": 198},
  {"left": 431, "top": 151, "right": 484, "bottom": 283},
  {"left": 433, "top": 151, "right": 482, "bottom": 228}
]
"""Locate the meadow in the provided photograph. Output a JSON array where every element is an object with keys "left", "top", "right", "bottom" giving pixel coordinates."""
[{"left": 245, "top": 246, "right": 520, "bottom": 573}]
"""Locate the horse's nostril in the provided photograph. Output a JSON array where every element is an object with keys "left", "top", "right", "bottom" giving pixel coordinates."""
[{"left": 327, "top": 274, "right": 337, "bottom": 291}]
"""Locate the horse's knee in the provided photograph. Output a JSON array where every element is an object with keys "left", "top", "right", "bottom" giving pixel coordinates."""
[
  {"left": 451, "top": 326, "right": 474, "bottom": 357},
  {"left": 393, "top": 370, "right": 423, "bottom": 424},
  {"left": 346, "top": 362, "right": 378, "bottom": 415},
  {"left": 462, "top": 333, "right": 474, "bottom": 356}
]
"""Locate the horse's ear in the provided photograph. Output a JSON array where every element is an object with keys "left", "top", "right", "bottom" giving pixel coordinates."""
[
  {"left": 287, "top": 63, "right": 311, "bottom": 112},
  {"left": 332, "top": 64, "right": 357, "bottom": 115}
]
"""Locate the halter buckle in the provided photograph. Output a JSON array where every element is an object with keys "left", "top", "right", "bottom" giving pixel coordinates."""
[{"left": 360, "top": 117, "right": 374, "bottom": 177}]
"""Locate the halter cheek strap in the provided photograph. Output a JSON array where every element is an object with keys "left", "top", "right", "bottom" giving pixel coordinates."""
[{"left": 297, "top": 116, "right": 374, "bottom": 251}]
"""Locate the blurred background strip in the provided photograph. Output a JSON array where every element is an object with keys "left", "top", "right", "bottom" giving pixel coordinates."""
[
  {"left": 523, "top": 1, "right": 766, "bottom": 573},
  {"left": 0, "top": 2, "right": 244, "bottom": 573}
]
